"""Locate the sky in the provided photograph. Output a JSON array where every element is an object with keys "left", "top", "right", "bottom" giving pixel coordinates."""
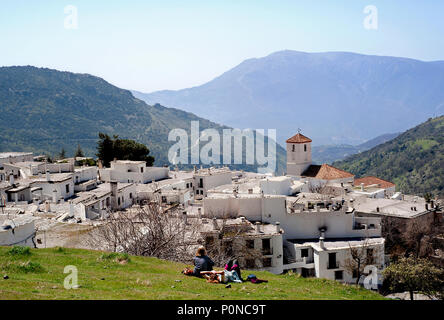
[{"left": 1, "top": 0, "right": 444, "bottom": 92}]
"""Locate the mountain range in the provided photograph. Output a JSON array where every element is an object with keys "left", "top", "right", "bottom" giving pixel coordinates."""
[
  {"left": 311, "top": 132, "right": 400, "bottom": 164},
  {"left": 0, "top": 66, "right": 286, "bottom": 172},
  {"left": 134, "top": 50, "right": 444, "bottom": 146}
]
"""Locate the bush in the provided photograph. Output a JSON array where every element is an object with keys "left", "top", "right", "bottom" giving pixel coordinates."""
[
  {"left": 7, "top": 246, "right": 31, "bottom": 256},
  {"left": 100, "top": 252, "right": 131, "bottom": 263},
  {"left": 15, "top": 261, "right": 45, "bottom": 273}
]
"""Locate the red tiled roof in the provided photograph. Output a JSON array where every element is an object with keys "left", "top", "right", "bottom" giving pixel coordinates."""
[
  {"left": 302, "top": 164, "right": 354, "bottom": 180},
  {"left": 354, "top": 176, "right": 395, "bottom": 189},
  {"left": 286, "top": 133, "right": 312, "bottom": 144}
]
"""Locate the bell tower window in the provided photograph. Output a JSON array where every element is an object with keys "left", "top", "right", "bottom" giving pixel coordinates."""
[
  {"left": 304, "top": 144, "right": 307, "bottom": 152},
  {"left": 292, "top": 145, "right": 295, "bottom": 152}
]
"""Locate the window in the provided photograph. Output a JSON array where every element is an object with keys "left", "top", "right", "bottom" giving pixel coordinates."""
[
  {"left": 118, "top": 197, "right": 121, "bottom": 206},
  {"left": 328, "top": 252, "right": 338, "bottom": 269},
  {"left": 65, "top": 184, "right": 70, "bottom": 193},
  {"left": 301, "top": 248, "right": 309, "bottom": 258},
  {"left": 292, "top": 145, "right": 295, "bottom": 152},
  {"left": 263, "top": 258, "right": 272, "bottom": 268},
  {"left": 140, "top": 167, "right": 144, "bottom": 173},
  {"left": 129, "top": 193, "right": 133, "bottom": 199},
  {"left": 262, "top": 239, "right": 271, "bottom": 255},
  {"left": 186, "top": 183, "right": 189, "bottom": 188},
  {"left": 246, "top": 239, "right": 255, "bottom": 249},
  {"left": 304, "top": 144, "right": 307, "bottom": 152},
  {"left": 334, "top": 270, "right": 343, "bottom": 280},
  {"left": 199, "top": 178, "right": 203, "bottom": 188}
]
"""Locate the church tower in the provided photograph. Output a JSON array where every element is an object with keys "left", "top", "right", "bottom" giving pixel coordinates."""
[{"left": 286, "top": 131, "right": 312, "bottom": 176}]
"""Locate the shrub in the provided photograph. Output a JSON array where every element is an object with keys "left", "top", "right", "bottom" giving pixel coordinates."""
[
  {"left": 7, "top": 246, "right": 31, "bottom": 256},
  {"left": 12, "top": 261, "right": 45, "bottom": 273},
  {"left": 100, "top": 252, "right": 130, "bottom": 263}
]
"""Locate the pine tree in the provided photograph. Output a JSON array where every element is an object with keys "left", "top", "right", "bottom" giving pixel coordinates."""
[{"left": 75, "top": 143, "right": 84, "bottom": 158}]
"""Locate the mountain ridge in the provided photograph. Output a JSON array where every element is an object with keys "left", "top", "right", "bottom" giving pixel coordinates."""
[{"left": 133, "top": 50, "right": 444, "bottom": 146}]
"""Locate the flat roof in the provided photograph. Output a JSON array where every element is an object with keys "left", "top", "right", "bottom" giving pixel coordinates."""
[
  {"left": 354, "top": 197, "right": 430, "bottom": 218},
  {"left": 0, "top": 152, "right": 33, "bottom": 159}
]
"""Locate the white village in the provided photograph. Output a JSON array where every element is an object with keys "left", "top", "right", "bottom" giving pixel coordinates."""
[{"left": 1, "top": 131, "right": 442, "bottom": 290}]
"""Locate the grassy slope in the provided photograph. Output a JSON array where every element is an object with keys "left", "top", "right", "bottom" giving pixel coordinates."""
[
  {"left": 334, "top": 116, "right": 444, "bottom": 197},
  {"left": 0, "top": 247, "right": 385, "bottom": 300}
]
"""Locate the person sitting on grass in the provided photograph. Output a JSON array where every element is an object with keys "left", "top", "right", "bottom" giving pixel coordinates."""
[{"left": 193, "top": 246, "right": 214, "bottom": 277}]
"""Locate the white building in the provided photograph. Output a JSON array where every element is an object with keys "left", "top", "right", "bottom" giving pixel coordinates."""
[
  {"left": 353, "top": 176, "right": 396, "bottom": 199},
  {"left": 99, "top": 160, "right": 169, "bottom": 184},
  {"left": 193, "top": 167, "right": 233, "bottom": 199},
  {"left": 0, "top": 152, "right": 33, "bottom": 167},
  {"left": 0, "top": 215, "right": 36, "bottom": 247},
  {"left": 30, "top": 172, "right": 75, "bottom": 202},
  {"left": 72, "top": 182, "right": 136, "bottom": 220}
]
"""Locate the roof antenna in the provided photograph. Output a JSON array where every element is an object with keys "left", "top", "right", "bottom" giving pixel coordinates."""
[{"left": 298, "top": 128, "right": 302, "bottom": 134}]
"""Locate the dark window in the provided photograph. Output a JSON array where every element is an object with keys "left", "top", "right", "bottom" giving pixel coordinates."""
[
  {"left": 304, "top": 144, "right": 307, "bottom": 152},
  {"left": 328, "top": 252, "right": 338, "bottom": 269},
  {"left": 140, "top": 167, "right": 144, "bottom": 173},
  {"left": 292, "top": 145, "right": 295, "bottom": 152},
  {"left": 118, "top": 197, "right": 121, "bottom": 206},
  {"left": 246, "top": 259, "right": 255, "bottom": 269},
  {"left": 352, "top": 270, "right": 358, "bottom": 278},
  {"left": 66, "top": 184, "right": 69, "bottom": 193},
  {"left": 335, "top": 270, "right": 343, "bottom": 280},
  {"left": 246, "top": 239, "right": 255, "bottom": 249},
  {"left": 262, "top": 239, "right": 271, "bottom": 255},
  {"left": 263, "top": 258, "right": 272, "bottom": 268},
  {"left": 186, "top": 183, "right": 189, "bottom": 188},
  {"left": 301, "top": 248, "right": 309, "bottom": 258},
  {"left": 129, "top": 193, "right": 133, "bottom": 199},
  {"left": 161, "top": 196, "right": 167, "bottom": 203},
  {"left": 199, "top": 178, "right": 203, "bottom": 188}
]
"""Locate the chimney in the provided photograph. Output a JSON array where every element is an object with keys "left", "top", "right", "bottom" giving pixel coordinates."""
[
  {"left": 9, "top": 173, "right": 14, "bottom": 186},
  {"left": 319, "top": 230, "right": 326, "bottom": 249},
  {"left": 360, "top": 183, "right": 364, "bottom": 191},
  {"left": 276, "top": 222, "right": 281, "bottom": 233},
  {"left": 46, "top": 170, "right": 50, "bottom": 181},
  {"left": 110, "top": 181, "right": 118, "bottom": 210},
  {"left": 255, "top": 221, "right": 261, "bottom": 233},
  {"left": 52, "top": 189, "right": 58, "bottom": 203},
  {"left": 212, "top": 217, "right": 218, "bottom": 230}
]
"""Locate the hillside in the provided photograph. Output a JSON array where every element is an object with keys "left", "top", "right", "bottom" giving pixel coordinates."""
[
  {"left": 312, "top": 132, "right": 400, "bottom": 164},
  {"left": 334, "top": 116, "right": 444, "bottom": 197},
  {"left": 0, "top": 246, "right": 385, "bottom": 300},
  {"left": 134, "top": 51, "right": 444, "bottom": 146},
  {"left": 0, "top": 66, "right": 285, "bottom": 172}
]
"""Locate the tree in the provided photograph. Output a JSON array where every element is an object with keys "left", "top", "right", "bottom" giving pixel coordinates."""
[
  {"left": 87, "top": 202, "right": 200, "bottom": 263},
  {"left": 58, "top": 148, "right": 66, "bottom": 160},
  {"left": 96, "top": 132, "right": 154, "bottom": 167},
  {"left": 383, "top": 256, "right": 444, "bottom": 300},
  {"left": 75, "top": 143, "right": 84, "bottom": 158},
  {"left": 344, "top": 239, "right": 377, "bottom": 284}
]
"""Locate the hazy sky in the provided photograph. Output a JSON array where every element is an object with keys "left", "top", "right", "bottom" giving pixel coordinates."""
[{"left": 1, "top": 1, "right": 443, "bottom": 92}]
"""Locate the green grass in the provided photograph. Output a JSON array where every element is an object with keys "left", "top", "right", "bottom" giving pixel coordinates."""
[{"left": 0, "top": 247, "right": 386, "bottom": 300}]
